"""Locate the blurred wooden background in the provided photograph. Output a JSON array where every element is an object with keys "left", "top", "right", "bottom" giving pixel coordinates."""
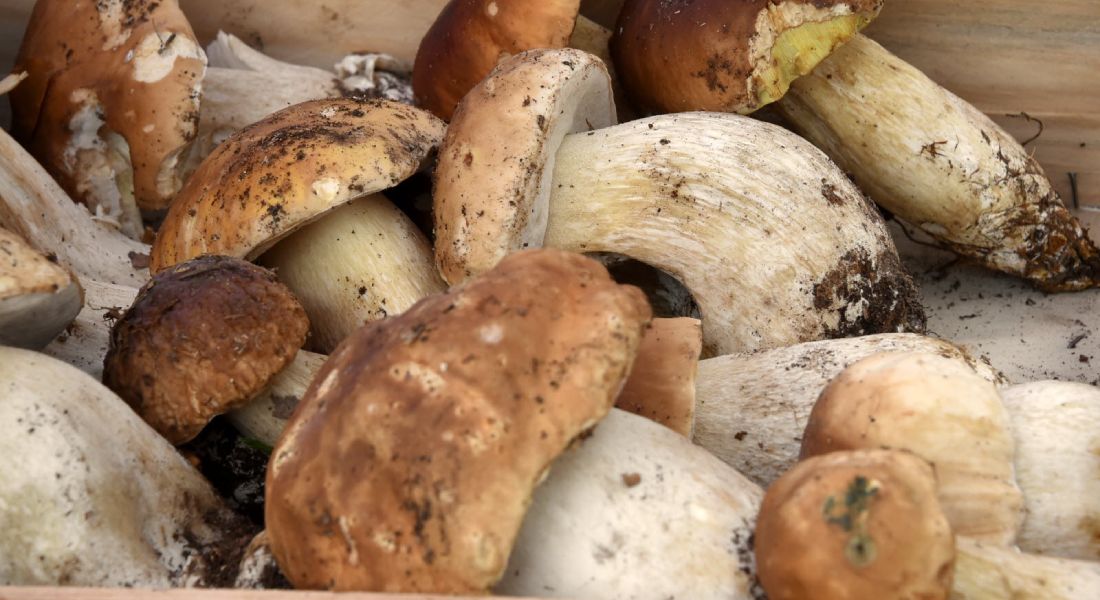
[{"left": 1, "top": 0, "right": 1097, "bottom": 205}]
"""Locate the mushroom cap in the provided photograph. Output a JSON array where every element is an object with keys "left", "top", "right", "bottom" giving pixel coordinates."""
[
  {"left": 615, "top": 317, "right": 701, "bottom": 437},
  {"left": 413, "top": 0, "right": 582, "bottom": 120},
  {"left": 755, "top": 449, "right": 956, "bottom": 600},
  {"left": 611, "top": 0, "right": 882, "bottom": 115},
  {"left": 151, "top": 98, "right": 445, "bottom": 272},
  {"left": 103, "top": 255, "right": 309, "bottom": 444},
  {"left": 10, "top": 0, "right": 206, "bottom": 213},
  {"left": 801, "top": 351, "right": 1024, "bottom": 545},
  {"left": 265, "top": 248, "right": 651, "bottom": 593},
  {"left": 0, "top": 227, "right": 83, "bottom": 350},
  {"left": 433, "top": 48, "right": 616, "bottom": 284}
]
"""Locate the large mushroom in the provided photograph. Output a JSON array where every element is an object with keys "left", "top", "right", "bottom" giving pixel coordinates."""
[
  {"left": 152, "top": 98, "right": 447, "bottom": 352},
  {"left": 433, "top": 48, "right": 924, "bottom": 355},
  {"left": 265, "top": 248, "right": 652, "bottom": 592},
  {"left": 0, "top": 226, "right": 82, "bottom": 349}
]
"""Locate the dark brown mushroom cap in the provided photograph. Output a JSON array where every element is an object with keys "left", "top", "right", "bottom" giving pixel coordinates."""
[
  {"left": 10, "top": 0, "right": 206, "bottom": 213},
  {"left": 265, "top": 248, "right": 652, "bottom": 593},
  {"left": 413, "top": 0, "right": 582, "bottom": 120},
  {"left": 103, "top": 255, "right": 309, "bottom": 444},
  {"left": 610, "top": 0, "right": 882, "bottom": 115}
]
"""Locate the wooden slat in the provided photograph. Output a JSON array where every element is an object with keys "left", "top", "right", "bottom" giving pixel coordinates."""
[
  {"left": 866, "top": 0, "right": 1100, "bottom": 207},
  {"left": 0, "top": 587, "right": 545, "bottom": 600}
]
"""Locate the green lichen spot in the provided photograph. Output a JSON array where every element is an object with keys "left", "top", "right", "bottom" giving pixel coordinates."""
[{"left": 823, "top": 475, "right": 881, "bottom": 567}]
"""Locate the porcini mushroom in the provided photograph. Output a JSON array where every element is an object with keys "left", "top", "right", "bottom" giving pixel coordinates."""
[
  {"left": 152, "top": 98, "right": 447, "bottom": 352},
  {"left": 497, "top": 408, "right": 764, "bottom": 599},
  {"left": 102, "top": 255, "right": 309, "bottom": 444},
  {"left": 614, "top": 317, "right": 701, "bottom": 437},
  {"left": 434, "top": 48, "right": 924, "bottom": 355},
  {"left": 801, "top": 351, "right": 1025, "bottom": 545},
  {"left": 754, "top": 449, "right": 955, "bottom": 600},
  {"left": 0, "top": 346, "right": 254, "bottom": 587},
  {"left": 0, "top": 227, "right": 82, "bottom": 349},
  {"left": 693, "top": 333, "right": 1004, "bottom": 486},
  {"left": 265, "top": 248, "right": 652, "bottom": 592},
  {"left": 611, "top": 0, "right": 882, "bottom": 115},
  {"left": 9, "top": 0, "right": 206, "bottom": 236}
]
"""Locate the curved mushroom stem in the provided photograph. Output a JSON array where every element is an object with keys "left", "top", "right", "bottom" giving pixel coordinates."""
[
  {"left": 0, "top": 127, "right": 149, "bottom": 287},
  {"left": 545, "top": 112, "right": 924, "bottom": 355},
  {"left": 954, "top": 537, "right": 1100, "bottom": 599},
  {"left": 258, "top": 194, "right": 446, "bottom": 353},
  {"left": 777, "top": 34, "right": 1100, "bottom": 292}
]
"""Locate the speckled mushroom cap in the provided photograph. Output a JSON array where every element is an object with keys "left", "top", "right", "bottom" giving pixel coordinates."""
[
  {"left": 611, "top": 0, "right": 882, "bottom": 115},
  {"left": 265, "top": 248, "right": 652, "bottom": 593},
  {"left": 413, "top": 0, "right": 582, "bottom": 120},
  {"left": 103, "top": 255, "right": 309, "bottom": 444},
  {"left": 10, "top": 0, "right": 206, "bottom": 219},
  {"left": 433, "top": 48, "right": 615, "bottom": 284},
  {"left": 150, "top": 98, "right": 445, "bottom": 272},
  {"left": 0, "top": 227, "right": 83, "bottom": 350},
  {"left": 755, "top": 449, "right": 956, "bottom": 600}
]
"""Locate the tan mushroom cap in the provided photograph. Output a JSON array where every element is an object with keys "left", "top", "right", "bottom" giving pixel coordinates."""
[
  {"left": 103, "top": 255, "right": 309, "bottom": 444},
  {"left": 265, "top": 248, "right": 652, "bottom": 593},
  {"left": 611, "top": 0, "right": 882, "bottom": 115},
  {"left": 434, "top": 48, "right": 615, "bottom": 284},
  {"left": 615, "top": 317, "right": 701, "bottom": 437},
  {"left": 0, "top": 227, "right": 83, "bottom": 350},
  {"left": 10, "top": 0, "right": 206, "bottom": 215},
  {"left": 151, "top": 98, "right": 445, "bottom": 272},
  {"left": 755, "top": 449, "right": 956, "bottom": 600},
  {"left": 413, "top": 0, "right": 582, "bottom": 120}
]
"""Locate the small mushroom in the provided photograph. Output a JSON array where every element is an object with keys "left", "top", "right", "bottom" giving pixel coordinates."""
[
  {"left": 611, "top": 0, "right": 882, "bottom": 114},
  {"left": 614, "top": 317, "right": 701, "bottom": 437},
  {"left": 0, "top": 227, "right": 82, "bottom": 349},
  {"left": 152, "top": 98, "right": 447, "bottom": 352},
  {"left": 0, "top": 347, "right": 254, "bottom": 587},
  {"left": 435, "top": 48, "right": 924, "bottom": 355},
  {"left": 9, "top": 0, "right": 207, "bottom": 235},
  {"left": 265, "top": 248, "right": 651, "bottom": 592},
  {"left": 1001, "top": 381, "right": 1100, "bottom": 560},
  {"left": 497, "top": 408, "right": 764, "bottom": 599},
  {"left": 413, "top": 0, "right": 620, "bottom": 120},
  {"left": 801, "top": 351, "right": 1025, "bottom": 545},
  {"left": 102, "top": 255, "right": 309, "bottom": 444},
  {"left": 693, "top": 333, "right": 1004, "bottom": 486},
  {"left": 754, "top": 449, "right": 956, "bottom": 600}
]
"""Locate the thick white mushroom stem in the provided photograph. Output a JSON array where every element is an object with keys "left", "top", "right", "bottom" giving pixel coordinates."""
[
  {"left": 693, "top": 333, "right": 1005, "bottom": 487},
  {"left": 545, "top": 112, "right": 924, "bottom": 355},
  {"left": 42, "top": 278, "right": 324, "bottom": 448},
  {"left": 0, "top": 347, "right": 254, "bottom": 587},
  {"left": 1001, "top": 381, "right": 1100, "bottom": 561},
  {"left": 0, "top": 127, "right": 148, "bottom": 287},
  {"left": 954, "top": 537, "right": 1100, "bottom": 599},
  {"left": 259, "top": 194, "right": 446, "bottom": 353},
  {"left": 777, "top": 34, "right": 1100, "bottom": 292}
]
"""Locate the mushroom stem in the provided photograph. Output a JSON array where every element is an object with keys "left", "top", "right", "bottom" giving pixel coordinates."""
[
  {"left": 0, "top": 127, "right": 149, "bottom": 287},
  {"left": 544, "top": 111, "right": 924, "bottom": 355},
  {"left": 954, "top": 537, "right": 1100, "bottom": 599},
  {"left": 776, "top": 34, "right": 1100, "bottom": 292},
  {"left": 258, "top": 193, "right": 446, "bottom": 353}
]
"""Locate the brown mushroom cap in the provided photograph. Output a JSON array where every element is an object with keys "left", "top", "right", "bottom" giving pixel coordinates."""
[
  {"left": 10, "top": 0, "right": 206, "bottom": 219},
  {"left": 103, "top": 255, "right": 308, "bottom": 444},
  {"left": 611, "top": 0, "right": 882, "bottom": 115},
  {"left": 755, "top": 449, "right": 956, "bottom": 600},
  {"left": 433, "top": 48, "right": 616, "bottom": 284},
  {"left": 265, "top": 248, "right": 651, "bottom": 593},
  {"left": 615, "top": 317, "right": 701, "bottom": 436},
  {"left": 151, "top": 98, "right": 444, "bottom": 272},
  {"left": 413, "top": 0, "right": 582, "bottom": 120}
]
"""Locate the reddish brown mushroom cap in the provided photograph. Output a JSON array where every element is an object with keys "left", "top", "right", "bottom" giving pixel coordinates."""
[
  {"left": 611, "top": 0, "right": 882, "bottom": 115},
  {"left": 10, "top": 0, "right": 206, "bottom": 221},
  {"left": 103, "top": 255, "right": 308, "bottom": 444},
  {"left": 413, "top": 0, "right": 582, "bottom": 120},
  {"left": 265, "top": 248, "right": 652, "bottom": 593}
]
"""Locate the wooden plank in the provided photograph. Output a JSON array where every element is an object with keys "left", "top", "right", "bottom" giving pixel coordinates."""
[
  {"left": 0, "top": 587, "right": 543, "bottom": 600},
  {"left": 866, "top": 0, "right": 1100, "bottom": 207}
]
